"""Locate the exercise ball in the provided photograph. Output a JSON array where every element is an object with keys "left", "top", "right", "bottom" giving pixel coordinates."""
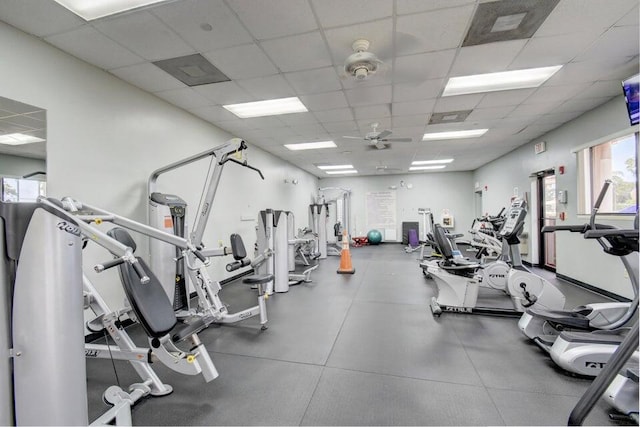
[{"left": 367, "top": 229, "right": 383, "bottom": 245}]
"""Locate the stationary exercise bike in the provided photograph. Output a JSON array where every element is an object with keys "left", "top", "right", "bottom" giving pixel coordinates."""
[{"left": 426, "top": 197, "right": 566, "bottom": 317}]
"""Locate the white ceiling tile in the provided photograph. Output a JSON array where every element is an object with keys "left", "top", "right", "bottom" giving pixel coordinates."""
[
  {"left": 450, "top": 40, "right": 527, "bottom": 76},
  {"left": 261, "top": 32, "right": 332, "bottom": 72},
  {"left": 45, "top": 26, "right": 143, "bottom": 70},
  {"left": 242, "top": 116, "right": 286, "bottom": 129},
  {"left": 151, "top": 0, "right": 253, "bottom": 51},
  {"left": 313, "top": 108, "right": 354, "bottom": 123},
  {"left": 391, "top": 115, "right": 427, "bottom": 127},
  {"left": 110, "top": 63, "right": 186, "bottom": 92},
  {"left": 353, "top": 104, "right": 391, "bottom": 119},
  {"left": 357, "top": 117, "right": 391, "bottom": 130},
  {"left": 94, "top": 12, "right": 195, "bottom": 61},
  {"left": 278, "top": 113, "right": 319, "bottom": 127},
  {"left": 299, "top": 91, "right": 349, "bottom": 110},
  {"left": 574, "top": 26, "right": 640, "bottom": 62},
  {"left": 345, "top": 85, "right": 392, "bottom": 106},
  {"left": 311, "top": 0, "right": 392, "bottom": 28},
  {"left": 188, "top": 105, "right": 239, "bottom": 122},
  {"left": 615, "top": 5, "right": 639, "bottom": 26},
  {"left": 204, "top": 44, "right": 278, "bottom": 80},
  {"left": 0, "top": 0, "right": 84, "bottom": 37},
  {"left": 507, "top": 101, "right": 564, "bottom": 118},
  {"left": 391, "top": 100, "right": 437, "bottom": 118},
  {"left": 522, "top": 83, "right": 590, "bottom": 105},
  {"left": 533, "top": 111, "right": 583, "bottom": 125},
  {"left": 193, "top": 81, "right": 254, "bottom": 104},
  {"left": 265, "top": 127, "right": 299, "bottom": 139},
  {"left": 237, "top": 75, "right": 296, "bottom": 99},
  {"left": 396, "top": 0, "right": 476, "bottom": 15},
  {"left": 434, "top": 94, "right": 484, "bottom": 112},
  {"left": 509, "top": 30, "right": 605, "bottom": 69},
  {"left": 155, "top": 87, "right": 211, "bottom": 109},
  {"left": 475, "top": 89, "right": 537, "bottom": 108},
  {"left": 284, "top": 67, "right": 342, "bottom": 95},
  {"left": 395, "top": 5, "right": 475, "bottom": 56},
  {"left": 323, "top": 121, "right": 359, "bottom": 132},
  {"left": 552, "top": 96, "right": 614, "bottom": 114},
  {"left": 544, "top": 57, "right": 637, "bottom": 86},
  {"left": 394, "top": 49, "right": 457, "bottom": 82},
  {"left": 572, "top": 80, "right": 627, "bottom": 100},
  {"left": 214, "top": 119, "right": 253, "bottom": 133},
  {"left": 393, "top": 79, "right": 445, "bottom": 102},
  {"left": 324, "top": 19, "right": 393, "bottom": 64},
  {"left": 536, "top": 0, "right": 637, "bottom": 37},
  {"left": 465, "top": 106, "right": 516, "bottom": 121},
  {"left": 226, "top": 0, "right": 317, "bottom": 40}
]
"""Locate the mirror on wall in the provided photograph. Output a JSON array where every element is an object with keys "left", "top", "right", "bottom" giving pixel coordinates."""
[{"left": 0, "top": 96, "right": 46, "bottom": 202}]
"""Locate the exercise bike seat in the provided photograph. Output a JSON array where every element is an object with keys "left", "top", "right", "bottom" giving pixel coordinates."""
[
  {"left": 525, "top": 306, "right": 593, "bottom": 330},
  {"left": 107, "top": 227, "right": 177, "bottom": 338},
  {"left": 243, "top": 274, "right": 274, "bottom": 285}
]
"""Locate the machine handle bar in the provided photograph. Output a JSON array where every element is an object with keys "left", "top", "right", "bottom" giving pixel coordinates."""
[
  {"left": 131, "top": 260, "right": 151, "bottom": 284},
  {"left": 226, "top": 258, "right": 251, "bottom": 272},
  {"left": 95, "top": 257, "right": 125, "bottom": 273},
  {"left": 193, "top": 250, "right": 207, "bottom": 263},
  {"left": 95, "top": 257, "right": 150, "bottom": 285},
  {"left": 222, "top": 157, "right": 265, "bottom": 180}
]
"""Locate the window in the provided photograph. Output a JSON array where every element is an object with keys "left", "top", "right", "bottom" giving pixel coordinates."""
[
  {"left": 577, "top": 133, "right": 638, "bottom": 214},
  {"left": 1, "top": 177, "right": 46, "bottom": 202}
]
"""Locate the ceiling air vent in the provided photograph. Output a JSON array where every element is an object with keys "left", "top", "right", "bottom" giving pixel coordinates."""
[
  {"left": 428, "top": 110, "right": 472, "bottom": 125},
  {"left": 153, "top": 54, "right": 230, "bottom": 87}
]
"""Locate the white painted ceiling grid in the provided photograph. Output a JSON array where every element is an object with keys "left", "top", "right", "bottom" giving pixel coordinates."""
[{"left": 0, "top": 0, "right": 638, "bottom": 176}]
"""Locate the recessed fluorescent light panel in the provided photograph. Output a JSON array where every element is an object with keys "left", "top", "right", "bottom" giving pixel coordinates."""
[
  {"left": 53, "top": 0, "right": 170, "bottom": 20},
  {"left": 422, "top": 129, "right": 488, "bottom": 140},
  {"left": 326, "top": 170, "right": 358, "bottom": 175},
  {"left": 317, "top": 165, "right": 353, "bottom": 170},
  {"left": 409, "top": 165, "right": 447, "bottom": 171},
  {"left": 412, "top": 159, "right": 454, "bottom": 165},
  {"left": 284, "top": 141, "right": 336, "bottom": 151},
  {"left": 224, "top": 97, "right": 308, "bottom": 118},
  {"left": 443, "top": 66, "right": 562, "bottom": 97},
  {"left": 0, "top": 133, "right": 45, "bottom": 145}
]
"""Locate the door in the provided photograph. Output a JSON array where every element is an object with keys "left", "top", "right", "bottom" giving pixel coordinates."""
[
  {"left": 539, "top": 172, "right": 557, "bottom": 270},
  {"left": 474, "top": 190, "right": 483, "bottom": 219}
]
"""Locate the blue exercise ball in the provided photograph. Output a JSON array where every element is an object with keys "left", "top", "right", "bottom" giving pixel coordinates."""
[{"left": 367, "top": 229, "right": 382, "bottom": 245}]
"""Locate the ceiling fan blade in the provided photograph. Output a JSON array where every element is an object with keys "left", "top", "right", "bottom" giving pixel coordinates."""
[
  {"left": 376, "top": 130, "right": 392, "bottom": 139},
  {"left": 381, "top": 137, "right": 412, "bottom": 142},
  {"left": 342, "top": 136, "right": 363, "bottom": 140}
]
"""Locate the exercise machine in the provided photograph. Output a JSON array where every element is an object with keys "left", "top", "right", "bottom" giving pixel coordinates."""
[
  {"left": 405, "top": 208, "right": 431, "bottom": 253},
  {"left": 518, "top": 181, "right": 639, "bottom": 376},
  {"left": 426, "top": 197, "right": 565, "bottom": 317},
  {"left": 148, "top": 138, "right": 267, "bottom": 327},
  {"left": 314, "top": 187, "right": 352, "bottom": 257}
]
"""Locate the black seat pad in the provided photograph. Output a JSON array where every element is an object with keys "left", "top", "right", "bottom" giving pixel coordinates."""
[
  {"left": 108, "top": 228, "right": 177, "bottom": 338},
  {"left": 243, "top": 274, "right": 274, "bottom": 285}
]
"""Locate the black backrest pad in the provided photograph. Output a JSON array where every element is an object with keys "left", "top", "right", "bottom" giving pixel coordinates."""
[
  {"left": 230, "top": 233, "right": 247, "bottom": 260},
  {"left": 433, "top": 224, "right": 454, "bottom": 259},
  {"left": 108, "top": 227, "right": 176, "bottom": 337}
]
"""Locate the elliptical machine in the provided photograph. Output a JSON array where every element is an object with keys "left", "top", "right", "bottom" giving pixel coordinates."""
[{"left": 426, "top": 197, "right": 566, "bottom": 317}]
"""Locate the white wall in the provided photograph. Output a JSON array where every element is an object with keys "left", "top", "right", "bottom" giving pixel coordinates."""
[
  {"left": 0, "top": 21, "right": 318, "bottom": 310},
  {"left": 474, "top": 97, "right": 638, "bottom": 299},
  {"left": 320, "top": 171, "right": 474, "bottom": 242},
  {"left": 0, "top": 153, "right": 46, "bottom": 177}
]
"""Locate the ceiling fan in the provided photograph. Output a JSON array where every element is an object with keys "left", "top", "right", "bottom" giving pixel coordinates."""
[{"left": 343, "top": 123, "right": 413, "bottom": 150}]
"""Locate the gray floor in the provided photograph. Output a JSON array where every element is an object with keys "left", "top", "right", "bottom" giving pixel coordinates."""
[{"left": 86, "top": 244, "right": 635, "bottom": 426}]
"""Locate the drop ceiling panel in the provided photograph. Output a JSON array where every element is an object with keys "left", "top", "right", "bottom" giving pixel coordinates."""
[
  {"left": 226, "top": 0, "right": 317, "bottom": 40},
  {"left": 616, "top": 6, "right": 639, "bottom": 26},
  {"left": 310, "top": 0, "right": 392, "bottom": 28},
  {"left": 544, "top": 57, "right": 635, "bottom": 86},
  {"left": 0, "top": 0, "right": 84, "bottom": 37},
  {"left": 299, "top": 91, "right": 349, "bottom": 111},
  {"left": 475, "top": 89, "right": 536, "bottom": 108},
  {"left": 345, "top": 85, "right": 392, "bottom": 106},
  {"left": 357, "top": 117, "right": 391, "bottom": 131},
  {"left": 188, "top": 105, "right": 239, "bottom": 122},
  {"left": 204, "top": 44, "right": 278, "bottom": 80},
  {"left": 391, "top": 115, "right": 427, "bottom": 128},
  {"left": 322, "top": 121, "right": 359, "bottom": 132},
  {"left": 395, "top": 5, "right": 475, "bottom": 56},
  {"left": 284, "top": 67, "right": 342, "bottom": 95},
  {"left": 151, "top": 0, "right": 253, "bottom": 52},
  {"left": 434, "top": 93, "right": 484, "bottom": 112},
  {"left": 260, "top": 32, "right": 332, "bottom": 72},
  {"left": 323, "top": 19, "right": 393, "bottom": 64},
  {"left": 110, "top": 62, "right": 187, "bottom": 92},
  {"left": 94, "top": 12, "right": 195, "bottom": 61},
  {"left": 45, "top": 26, "right": 142, "bottom": 70},
  {"left": 396, "top": 0, "right": 476, "bottom": 16},
  {"left": 450, "top": 40, "right": 527, "bottom": 76},
  {"left": 535, "top": 0, "right": 637, "bottom": 37},
  {"left": 507, "top": 101, "right": 564, "bottom": 118},
  {"left": 552, "top": 96, "right": 614, "bottom": 114},
  {"left": 573, "top": 80, "right": 627, "bottom": 100},
  {"left": 574, "top": 26, "right": 640, "bottom": 62},
  {"left": 154, "top": 87, "right": 211, "bottom": 109},
  {"left": 521, "top": 83, "right": 590, "bottom": 104},
  {"left": 192, "top": 81, "right": 254, "bottom": 104},
  {"left": 278, "top": 113, "right": 320, "bottom": 127},
  {"left": 394, "top": 50, "right": 457, "bottom": 82},
  {"left": 313, "top": 108, "right": 354, "bottom": 123},
  {"left": 392, "top": 100, "right": 436, "bottom": 116},
  {"left": 353, "top": 104, "right": 391, "bottom": 120},
  {"left": 236, "top": 74, "right": 296, "bottom": 99},
  {"left": 393, "top": 79, "right": 445, "bottom": 102},
  {"left": 532, "top": 110, "right": 583, "bottom": 125},
  {"left": 509, "top": 30, "right": 605, "bottom": 69},
  {"left": 241, "top": 116, "right": 286, "bottom": 130}
]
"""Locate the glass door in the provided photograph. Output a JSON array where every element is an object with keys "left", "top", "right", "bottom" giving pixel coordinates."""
[{"left": 540, "top": 173, "right": 557, "bottom": 270}]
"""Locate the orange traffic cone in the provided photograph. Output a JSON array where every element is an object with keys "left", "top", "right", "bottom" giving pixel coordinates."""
[{"left": 337, "top": 230, "right": 355, "bottom": 274}]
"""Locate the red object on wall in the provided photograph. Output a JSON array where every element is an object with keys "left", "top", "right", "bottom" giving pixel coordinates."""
[
  {"left": 484, "top": 185, "right": 488, "bottom": 191},
  {"left": 559, "top": 212, "right": 566, "bottom": 221},
  {"left": 559, "top": 165, "right": 565, "bottom": 174}
]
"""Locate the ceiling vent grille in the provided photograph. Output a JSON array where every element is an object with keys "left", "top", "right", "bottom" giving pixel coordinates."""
[{"left": 153, "top": 54, "right": 230, "bottom": 87}]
